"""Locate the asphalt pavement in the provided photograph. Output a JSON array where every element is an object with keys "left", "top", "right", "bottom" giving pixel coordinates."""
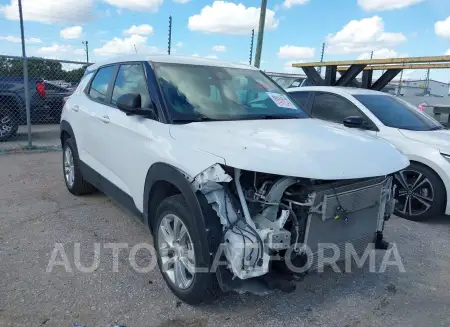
[{"left": 1, "top": 152, "right": 450, "bottom": 327}]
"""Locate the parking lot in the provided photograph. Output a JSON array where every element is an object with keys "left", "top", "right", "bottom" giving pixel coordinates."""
[{"left": 1, "top": 151, "right": 450, "bottom": 327}]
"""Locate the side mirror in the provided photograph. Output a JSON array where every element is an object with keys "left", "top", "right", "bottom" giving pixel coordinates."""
[
  {"left": 116, "top": 93, "right": 157, "bottom": 119},
  {"left": 343, "top": 116, "right": 365, "bottom": 129},
  {"left": 117, "top": 93, "right": 141, "bottom": 113}
]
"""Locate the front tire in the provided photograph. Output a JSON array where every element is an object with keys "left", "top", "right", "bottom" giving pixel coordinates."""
[
  {"left": 394, "top": 162, "right": 446, "bottom": 221},
  {"left": 154, "top": 194, "right": 220, "bottom": 304},
  {"left": 62, "top": 138, "right": 95, "bottom": 195}
]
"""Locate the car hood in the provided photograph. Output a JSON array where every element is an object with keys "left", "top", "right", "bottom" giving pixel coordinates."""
[
  {"left": 169, "top": 119, "right": 409, "bottom": 180},
  {"left": 399, "top": 129, "right": 450, "bottom": 153}
]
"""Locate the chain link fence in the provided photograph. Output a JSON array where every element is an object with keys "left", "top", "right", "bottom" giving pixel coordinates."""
[{"left": 0, "top": 55, "right": 88, "bottom": 152}]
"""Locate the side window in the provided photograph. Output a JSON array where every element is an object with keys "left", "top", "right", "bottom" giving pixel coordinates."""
[
  {"left": 311, "top": 92, "right": 361, "bottom": 124},
  {"left": 89, "top": 65, "right": 116, "bottom": 102},
  {"left": 112, "top": 64, "right": 151, "bottom": 108},
  {"left": 289, "top": 92, "right": 311, "bottom": 110}
]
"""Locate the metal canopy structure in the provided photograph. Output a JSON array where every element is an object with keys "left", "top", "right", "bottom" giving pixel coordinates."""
[{"left": 291, "top": 55, "right": 450, "bottom": 90}]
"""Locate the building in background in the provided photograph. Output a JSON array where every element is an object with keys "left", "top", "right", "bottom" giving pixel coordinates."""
[{"left": 396, "top": 79, "right": 450, "bottom": 97}]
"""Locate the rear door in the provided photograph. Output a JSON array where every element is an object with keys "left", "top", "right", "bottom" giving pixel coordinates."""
[
  {"left": 309, "top": 91, "right": 378, "bottom": 135},
  {"left": 79, "top": 64, "right": 117, "bottom": 178}
]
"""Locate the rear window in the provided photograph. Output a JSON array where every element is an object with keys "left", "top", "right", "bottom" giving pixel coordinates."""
[
  {"left": 354, "top": 94, "right": 443, "bottom": 131},
  {"left": 88, "top": 65, "right": 116, "bottom": 102}
]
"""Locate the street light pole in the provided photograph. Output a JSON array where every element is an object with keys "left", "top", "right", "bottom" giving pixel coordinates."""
[
  {"left": 18, "top": 0, "right": 32, "bottom": 147},
  {"left": 254, "top": 0, "right": 267, "bottom": 68},
  {"left": 82, "top": 41, "right": 89, "bottom": 63}
]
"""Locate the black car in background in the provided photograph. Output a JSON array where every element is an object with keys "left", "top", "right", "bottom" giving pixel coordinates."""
[{"left": 0, "top": 76, "right": 73, "bottom": 141}]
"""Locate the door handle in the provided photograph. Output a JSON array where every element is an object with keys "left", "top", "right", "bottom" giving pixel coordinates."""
[
  {"left": 72, "top": 105, "right": 79, "bottom": 112},
  {"left": 98, "top": 115, "right": 110, "bottom": 124}
]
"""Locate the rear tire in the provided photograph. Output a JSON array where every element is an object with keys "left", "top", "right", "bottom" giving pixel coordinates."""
[
  {"left": 0, "top": 109, "right": 19, "bottom": 142},
  {"left": 62, "top": 138, "right": 96, "bottom": 195},
  {"left": 394, "top": 162, "right": 446, "bottom": 221},
  {"left": 154, "top": 194, "right": 221, "bottom": 304}
]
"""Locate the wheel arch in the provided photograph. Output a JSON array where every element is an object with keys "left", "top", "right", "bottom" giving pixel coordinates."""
[
  {"left": 60, "top": 120, "right": 78, "bottom": 154},
  {"left": 0, "top": 92, "right": 23, "bottom": 110},
  {"left": 143, "top": 162, "right": 219, "bottom": 265},
  {"left": 144, "top": 162, "right": 202, "bottom": 232}
]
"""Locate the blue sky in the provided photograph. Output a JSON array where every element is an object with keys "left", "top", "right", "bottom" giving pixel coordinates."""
[{"left": 0, "top": 0, "right": 449, "bottom": 81}]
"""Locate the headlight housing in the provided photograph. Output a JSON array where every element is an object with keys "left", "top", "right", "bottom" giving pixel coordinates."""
[{"left": 441, "top": 153, "right": 450, "bottom": 162}]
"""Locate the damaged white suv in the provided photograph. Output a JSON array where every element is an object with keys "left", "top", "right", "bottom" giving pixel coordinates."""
[{"left": 60, "top": 55, "right": 409, "bottom": 304}]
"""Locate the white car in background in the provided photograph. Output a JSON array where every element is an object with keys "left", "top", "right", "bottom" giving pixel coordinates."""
[{"left": 287, "top": 86, "right": 450, "bottom": 221}]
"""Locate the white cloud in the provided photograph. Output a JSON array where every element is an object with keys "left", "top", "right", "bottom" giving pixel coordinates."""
[
  {"left": 94, "top": 34, "right": 161, "bottom": 56},
  {"left": 60, "top": 26, "right": 83, "bottom": 39},
  {"left": 283, "top": 60, "right": 303, "bottom": 73},
  {"left": 283, "top": 0, "right": 309, "bottom": 9},
  {"left": 192, "top": 53, "right": 199, "bottom": 57},
  {"left": 435, "top": 16, "right": 450, "bottom": 38},
  {"left": 212, "top": 45, "right": 226, "bottom": 52},
  {"left": 123, "top": 24, "right": 154, "bottom": 35},
  {"left": 0, "top": 35, "right": 41, "bottom": 43},
  {"left": 174, "top": 0, "right": 190, "bottom": 3},
  {"left": 357, "top": 48, "right": 399, "bottom": 60},
  {"left": 176, "top": 42, "right": 183, "bottom": 48},
  {"left": 358, "top": 0, "right": 424, "bottom": 11},
  {"left": 38, "top": 44, "right": 73, "bottom": 54},
  {"left": 326, "top": 16, "right": 406, "bottom": 54},
  {"left": 446, "top": 49, "right": 450, "bottom": 55},
  {"left": 277, "top": 45, "right": 315, "bottom": 59},
  {"left": 188, "top": 1, "right": 279, "bottom": 35},
  {"left": 104, "top": 0, "right": 163, "bottom": 12},
  {"left": 36, "top": 44, "right": 86, "bottom": 60},
  {"left": 0, "top": 0, "right": 94, "bottom": 24},
  {"left": 205, "top": 55, "right": 218, "bottom": 59}
]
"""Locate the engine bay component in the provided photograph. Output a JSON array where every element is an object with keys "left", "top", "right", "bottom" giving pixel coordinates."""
[{"left": 194, "top": 164, "right": 395, "bottom": 286}]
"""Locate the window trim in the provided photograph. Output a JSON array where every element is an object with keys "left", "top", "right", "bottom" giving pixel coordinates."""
[
  {"left": 110, "top": 62, "right": 152, "bottom": 110},
  {"left": 310, "top": 91, "right": 379, "bottom": 131},
  {"left": 84, "top": 63, "right": 118, "bottom": 105}
]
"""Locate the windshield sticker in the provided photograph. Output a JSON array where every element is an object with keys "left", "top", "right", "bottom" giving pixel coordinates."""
[{"left": 266, "top": 92, "right": 297, "bottom": 109}]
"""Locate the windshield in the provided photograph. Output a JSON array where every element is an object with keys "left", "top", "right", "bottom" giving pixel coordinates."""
[
  {"left": 354, "top": 94, "right": 444, "bottom": 131},
  {"left": 154, "top": 63, "right": 309, "bottom": 122}
]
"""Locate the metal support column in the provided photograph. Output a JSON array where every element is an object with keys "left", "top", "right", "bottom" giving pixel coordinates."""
[
  {"left": 370, "top": 69, "right": 402, "bottom": 91},
  {"left": 324, "top": 65, "right": 336, "bottom": 85},
  {"left": 361, "top": 70, "right": 373, "bottom": 89},
  {"left": 335, "top": 64, "right": 366, "bottom": 86},
  {"left": 301, "top": 67, "right": 326, "bottom": 86}
]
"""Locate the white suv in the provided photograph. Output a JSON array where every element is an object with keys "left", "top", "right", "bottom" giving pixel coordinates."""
[{"left": 60, "top": 55, "right": 409, "bottom": 304}]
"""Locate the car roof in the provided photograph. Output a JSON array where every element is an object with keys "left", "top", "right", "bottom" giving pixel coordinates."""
[
  {"left": 286, "top": 86, "right": 388, "bottom": 96},
  {"left": 86, "top": 54, "right": 259, "bottom": 72}
]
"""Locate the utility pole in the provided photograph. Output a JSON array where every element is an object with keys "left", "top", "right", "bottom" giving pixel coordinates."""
[
  {"left": 254, "top": 0, "right": 267, "bottom": 68},
  {"left": 425, "top": 68, "right": 430, "bottom": 94},
  {"left": 249, "top": 29, "right": 255, "bottom": 65},
  {"left": 168, "top": 15, "right": 172, "bottom": 55},
  {"left": 18, "top": 0, "right": 31, "bottom": 147},
  {"left": 370, "top": 51, "right": 374, "bottom": 60},
  {"left": 317, "top": 42, "right": 325, "bottom": 74},
  {"left": 134, "top": 44, "right": 137, "bottom": 54},
  {"left": 82, "top": 41, "right": 89, "bottom": 63}
]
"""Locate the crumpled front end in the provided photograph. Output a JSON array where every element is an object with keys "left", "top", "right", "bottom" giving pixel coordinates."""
[{"left": 191, "top": 163, "right": 396, "bottom": 291}]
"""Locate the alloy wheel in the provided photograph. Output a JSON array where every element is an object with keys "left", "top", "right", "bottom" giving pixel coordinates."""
[
  {"left": 394, "top": 169, "right": 434, "bottom": 217},
  {"left": 63, "top": 146, "right": 75, "bottom": 187},
  {"left": 158, "top": 213, "right": 196, "bottom": 290}
]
